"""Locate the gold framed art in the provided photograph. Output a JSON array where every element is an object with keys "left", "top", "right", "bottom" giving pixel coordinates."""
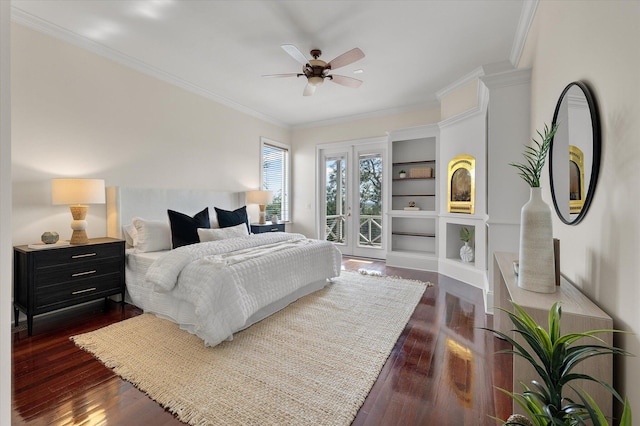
[
  {"left": 569, "top": 145, "right": 585, "bottom": 214},
  {"left": 447, "top": 154, "right": 475, "bottom": 214}
]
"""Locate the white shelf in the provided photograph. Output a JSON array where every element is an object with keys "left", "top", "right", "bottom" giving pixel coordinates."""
[
  {"left": 388, "top": 209, "right": 437, "bottom": 217},
  {"left": 386, "top": 125, "right": 439, "bottom": 270}
]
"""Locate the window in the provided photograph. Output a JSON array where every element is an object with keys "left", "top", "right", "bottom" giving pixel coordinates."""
[{"left": 261, "top": 137, "right": 290, "bottom": 222}]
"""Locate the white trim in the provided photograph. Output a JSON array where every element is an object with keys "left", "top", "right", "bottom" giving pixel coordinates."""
[
  {"left": 480, "top": 68, "right": 532, "bottom": 90},
  {"left": 510, "top": 0, "right": 539, "bottom": 67},
  {"left": 0, "top": 1, "right": 11, "bottom": 423},
  {"left": 437, "top": 104, "right": 484, "bottom": 129},
  {"left": 11, "top": 7, "right": 289, "bottom": 129},
  {"left": 316, "top": 136, "right": 388, "bottom": 151},
  {"left": 435, "top": 66, "right": 486, "bottom": 101},
  {"left": 387, "top": 124, "right": 439, "bottom": 142}
]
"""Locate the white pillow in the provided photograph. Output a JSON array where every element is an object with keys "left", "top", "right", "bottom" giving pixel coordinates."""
[
  {"left": 197, "top": 223, "right": 249, "bottom": 242},
  {"left": 131, "top": 217, "right": 172, "bottom": 252},
  {"left": 122, "top": 223, "right": 138, "bottom": 247}
]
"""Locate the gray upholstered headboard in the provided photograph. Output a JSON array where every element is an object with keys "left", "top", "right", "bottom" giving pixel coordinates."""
[{"left": 106, "top": 186, "right": 244, "bottom": 239}]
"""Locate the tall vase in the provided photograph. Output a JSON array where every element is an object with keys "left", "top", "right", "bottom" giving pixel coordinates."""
[{"left": 518, "top": 187, "right": 556, "bottom": 293}]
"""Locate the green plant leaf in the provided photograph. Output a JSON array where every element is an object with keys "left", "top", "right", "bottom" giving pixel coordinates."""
[
  {"left": 486, "top": 301, "right": 633, "bottom": 426},
  {"left": 510, "top": 123, "right": 558, "bottom": 187}
]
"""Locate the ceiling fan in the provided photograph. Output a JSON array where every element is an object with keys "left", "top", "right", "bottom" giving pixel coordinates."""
[{"left": 263, "top": 44, "right": 365, "bottom": 96}]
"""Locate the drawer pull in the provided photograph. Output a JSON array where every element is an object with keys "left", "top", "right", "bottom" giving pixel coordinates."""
[
  {"left": 72, "top": 287, "right": 97, "bottom": 295},
  {"left": 72, "top": 253, "right": 97, "bottom": 259},
  {"left": 72, "top": 270, "right": 97, "bottom": 277}
]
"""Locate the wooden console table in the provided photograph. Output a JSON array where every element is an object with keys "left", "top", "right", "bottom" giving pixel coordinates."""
[{"left": 493, "top": 252, "right": 612, "bottom": 418}]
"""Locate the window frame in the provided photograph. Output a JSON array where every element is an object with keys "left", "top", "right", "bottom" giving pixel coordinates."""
[{"left": 260, "top": 137, "right": 291, "bottom": 223}]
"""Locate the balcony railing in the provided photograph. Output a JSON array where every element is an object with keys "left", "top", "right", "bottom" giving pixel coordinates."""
[{"left": 325, "top": 214, "right": 382, "bottom": 247}]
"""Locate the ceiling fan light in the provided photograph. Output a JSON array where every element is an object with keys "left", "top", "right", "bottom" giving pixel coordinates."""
[{"left": 308, "top": 76, "right": 324, "bottom": 86}]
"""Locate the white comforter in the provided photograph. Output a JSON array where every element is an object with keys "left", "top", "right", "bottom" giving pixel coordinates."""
[{"left": 144, "top": 233, "right": 342, "bottom": 346}]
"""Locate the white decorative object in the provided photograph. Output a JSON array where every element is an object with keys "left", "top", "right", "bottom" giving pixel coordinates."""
[
  {"left": 271, "top": 214, "right": 278, "bottom": 224},
  {"left": 518, "top": 187, "right": 556, "bottom": 293},
  {"left": 459, "top": 242, "right": 474, "bottom": 263}
]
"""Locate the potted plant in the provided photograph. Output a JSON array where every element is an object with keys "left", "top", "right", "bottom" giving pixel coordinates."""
[
  {"left": 511, "top": 123, "right": 559, "bottom": 294},
  {"left": 399, "top": 170, "right": 407, "bottom": 178},
  {"left": 459, "top": 226, "right": 474, "bottom": 262},
  {"left": 486, "top": 301, "right": 632, "bottom": 425}
]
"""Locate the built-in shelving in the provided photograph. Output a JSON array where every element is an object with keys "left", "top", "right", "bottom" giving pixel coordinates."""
[{"left": 386, "top": 125, "right": 439, "bottom": 271}]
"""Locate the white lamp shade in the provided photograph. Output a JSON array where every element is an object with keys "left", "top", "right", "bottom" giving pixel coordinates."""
[
  {"left": 246, "top": 190, "right": 273, "bottom": 205},
  {"left": 52, "top": 178, "right": 106, "bottom": 205}
]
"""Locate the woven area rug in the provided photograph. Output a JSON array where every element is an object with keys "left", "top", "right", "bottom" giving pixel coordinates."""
[{"left": 71, "top": 271, "right": 430, "bottom": 426}]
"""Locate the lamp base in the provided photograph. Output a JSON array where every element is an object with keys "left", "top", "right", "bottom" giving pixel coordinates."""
[
  {"left": 69, "top": 205, "right": 90, "bottom": 245},
  {"left": 70, "top": 230, "right": 89, "bottom": 245},
  {"left": 258, "top": 204, "right": 266, "bottom": 224}
]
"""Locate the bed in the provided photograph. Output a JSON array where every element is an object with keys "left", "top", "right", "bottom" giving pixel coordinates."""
[{"left": 106, "top": 187, "right": 342, "bottom": 346}]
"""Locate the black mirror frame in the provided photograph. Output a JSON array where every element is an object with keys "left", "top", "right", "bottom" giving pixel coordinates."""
[{"left": 549, "top": 81, "right": 601, "bottom": 225}]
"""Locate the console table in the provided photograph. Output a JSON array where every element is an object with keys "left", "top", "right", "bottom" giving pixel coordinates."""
[{"left": 493, "top": 252, "right": 612, "bottom": 418}]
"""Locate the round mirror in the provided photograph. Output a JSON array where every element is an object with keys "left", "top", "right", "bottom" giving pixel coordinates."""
[{"left": 549, "top": 81, "right": 601, "bottom": 225}]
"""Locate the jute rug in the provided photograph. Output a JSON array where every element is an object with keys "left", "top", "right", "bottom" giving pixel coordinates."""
[{"left": 71, "top": 271, "right": 430, "bottom": 426}]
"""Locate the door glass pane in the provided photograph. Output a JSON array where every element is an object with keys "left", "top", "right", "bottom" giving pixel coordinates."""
[
  {"left": 358, "top": 153, "right": 383, "bottom": 248},
  {"left": 325, "top": 156, "right": 346, "bottom": 244}
]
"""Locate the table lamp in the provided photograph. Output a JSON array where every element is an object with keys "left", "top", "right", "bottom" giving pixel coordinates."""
[
  {"left": 52, "top": 178, "right": 106, "bottom": 244},
  {"left": 246, "top": 190, "right": 273, "bottom": 224}
]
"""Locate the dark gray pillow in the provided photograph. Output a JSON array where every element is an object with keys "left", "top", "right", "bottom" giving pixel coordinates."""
[
  {"left": 168, "top": 207, "right": 210, "bottom": 249},
  {"left": 215, "top": 206, "right": 249, "bottom": 233}
]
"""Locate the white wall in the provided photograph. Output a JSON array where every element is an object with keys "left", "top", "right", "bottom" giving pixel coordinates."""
[
  {"left": 11, "top": 23, "right": 290, "bottom": 246},
  {"left": 521, "top": 0, "right": 640, "bottom": 416},
  {"left": 0, "top": 2, "right": 11, "bottom": 424},
  {"left": 290, "top": 108, "right": 440, "bottom": 237}
]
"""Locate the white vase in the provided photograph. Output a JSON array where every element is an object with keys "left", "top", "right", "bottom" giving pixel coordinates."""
[
  {"left": 518, "top": 187, "right": 556, "bottom": 293},
  {"left": 460, "top": 242, "right": 474, "bottom": 263}
]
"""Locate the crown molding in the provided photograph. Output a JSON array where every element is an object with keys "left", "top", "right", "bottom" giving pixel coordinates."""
[
  {"left": 11, "top": 7, "right": 289, "bottom": 129},
  {"left": 292, "top": 98, "right": 440, "bottom": 130},
  {"left": 480, "top": 68, "right": 532, "bottom": 89},
  {"left": 436, "top": 66, "right": 487, "bottom": 101},
  {"left": 509, "top": 0, "right": 539, "bottom": 67}
]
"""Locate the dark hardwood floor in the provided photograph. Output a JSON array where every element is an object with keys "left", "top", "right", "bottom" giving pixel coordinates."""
[{"left": 12, "top": 256, "right": 512, "bottom": 425}]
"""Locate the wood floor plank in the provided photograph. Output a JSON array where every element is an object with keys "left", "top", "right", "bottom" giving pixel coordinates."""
[{"left": 12, "top": 257, "right": 512, "bottom": 425}]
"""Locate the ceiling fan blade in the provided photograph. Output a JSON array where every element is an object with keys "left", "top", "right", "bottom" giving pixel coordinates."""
[
  {"left": 303, "top": 83, "right": 316, "bottom": 96},
  {"left": 281, "top": 44, "right": 309, "bottom": 65},
  {"left": 261, "top": 73, "right": 300, "bottom": 78},
  {"left": 327, "top": 48, "right": 365, "bottom": 70},
  {"left": 329, "top": 74, "right": 363, "bottom": 88}
]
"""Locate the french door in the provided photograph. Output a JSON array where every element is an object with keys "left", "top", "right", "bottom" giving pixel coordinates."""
[{"left": 318, "top": 139, "right": 386, "bottom": 259}]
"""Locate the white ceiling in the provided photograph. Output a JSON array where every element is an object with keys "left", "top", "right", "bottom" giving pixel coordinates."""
[{"left": 11, "top": 0, "right": 533, "bottom": 128}]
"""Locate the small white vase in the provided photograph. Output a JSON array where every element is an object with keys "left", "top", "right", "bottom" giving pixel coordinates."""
[
  {"left": 460, "top": 242, "right": 474, "bottom": 263},
  {"left": 518, "top": 187, "right": 556, "bottom": 293}
]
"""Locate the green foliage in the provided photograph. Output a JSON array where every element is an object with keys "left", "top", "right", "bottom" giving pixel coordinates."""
[
  {"left": 485, "top": 301, "right": 633, "bottom": 425},
  {"left": 460, "top": 227, "right": 474, "bottom": 243},
  {"left": 510, "top": 124, "right": 558, "bottom": 187}
]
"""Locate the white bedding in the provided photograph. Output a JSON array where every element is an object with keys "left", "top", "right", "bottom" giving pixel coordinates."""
[{"left": 129, "top": 232, "right": 342, "bottom": 346}]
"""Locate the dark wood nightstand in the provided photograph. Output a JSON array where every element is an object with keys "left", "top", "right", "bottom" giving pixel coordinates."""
[
  {"left": 13, "top": 237, "right": 125, "bottom": 336},
  {"left": 251, "top": 222, "right": 285, "bottom": 234}
]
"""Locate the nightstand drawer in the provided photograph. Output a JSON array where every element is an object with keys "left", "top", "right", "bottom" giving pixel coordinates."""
[
  {"left": 32, "top": 242, "right": 122, "bottom": 268},
  {"left": 251, "top": 223, "right": 285, "bottom": 234},
  {"left": 34, "top": 257, "right": 122, "bottom": 287},
  {"left": 35, "top": 273, "right": 123, "bottom": 310}
]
